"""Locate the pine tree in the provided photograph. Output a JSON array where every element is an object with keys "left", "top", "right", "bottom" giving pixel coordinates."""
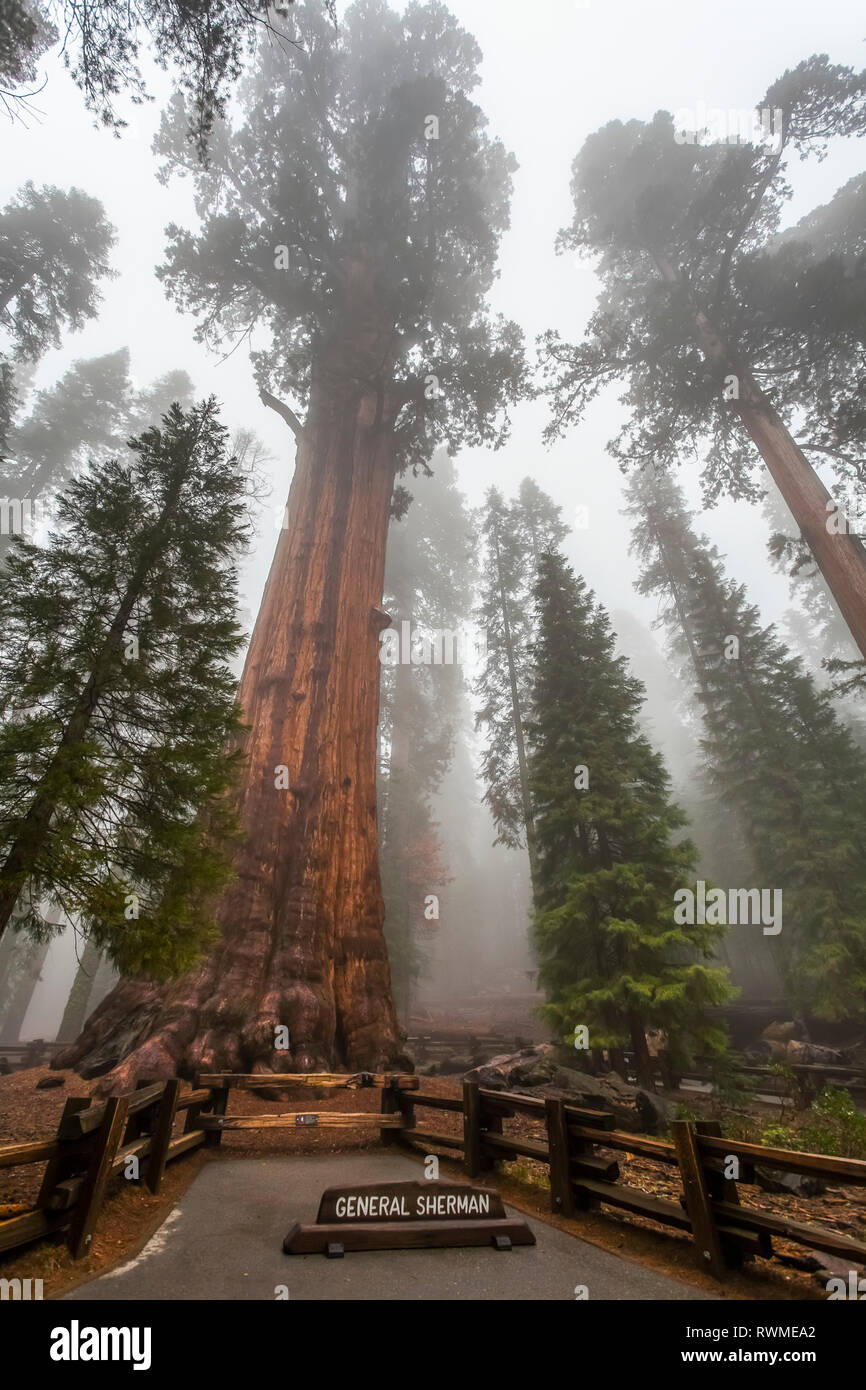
[
  {"left": 0, "top": 183, "right": 115, "bottom": 447},
  {"left": 627, "top": 464, "right": 866, "bottom": 1020},
  {"left": 528, "top": 551, "right": 731, "bottom": 1082},
  {"left": 0, "top": 399, "right": 249, "bottom": 977},
  {"left": 475, "top": 481, "right": 567, "bottom": 892},
  {"left": 0, "top": 2, "right": 337, "bottom": 153},
  {"left": 0, "top": 351, "right": 196, "bottom": 560}
]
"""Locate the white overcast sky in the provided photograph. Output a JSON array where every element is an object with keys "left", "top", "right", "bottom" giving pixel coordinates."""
[{"left": 2, "top": 0, "right": 864, "bottom": 638}]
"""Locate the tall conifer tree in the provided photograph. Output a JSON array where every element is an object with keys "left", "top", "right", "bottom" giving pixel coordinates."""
[
  {"left": 627, "top": 465, "right": 866, "bottom": 1019},
  {"left": 528, "top": 551, "right": 731, "bottom": 1083}
]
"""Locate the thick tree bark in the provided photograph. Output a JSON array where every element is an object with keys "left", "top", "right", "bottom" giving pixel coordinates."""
[
  {"left": 57, "top": 270, "right": 405, "bottom": 1088},
  {"left": 655, "top": 255, "right": 866, "bottom": 661}
]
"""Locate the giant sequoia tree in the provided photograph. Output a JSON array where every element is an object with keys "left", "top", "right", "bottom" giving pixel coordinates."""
[
  {"left": 542, "top": 56, "right": 866, "bottom": 657},
  {"left": 65, "top": 0, "right": 525, "bottom": 1086}
]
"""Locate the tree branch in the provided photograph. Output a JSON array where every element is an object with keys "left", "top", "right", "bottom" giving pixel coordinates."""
[{"left": 259, "top": 389, "right": 303, "bottom": 438}]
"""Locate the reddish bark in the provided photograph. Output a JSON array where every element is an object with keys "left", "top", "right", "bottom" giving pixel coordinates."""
[{"left": 56, "top": 261, "right": 407, "bottom": 1088}]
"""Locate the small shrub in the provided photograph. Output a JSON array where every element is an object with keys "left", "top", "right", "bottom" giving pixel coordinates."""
[{"left": 800, "top": 1086, "right": 866, "bottom": 1160}]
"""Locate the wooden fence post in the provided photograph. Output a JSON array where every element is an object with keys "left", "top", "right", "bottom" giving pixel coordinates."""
[
  {"left": 146, "top": 1079, "right": 181, "bottom": 1193},
  {"left": 36, "top": 1098, "right": 91, "bottom": 1212},
  {"left": 694, "top": 1118, "right": 749, "bottom": 1269},
  {"left": 545, "top": 1097, "right": 575, "bottom": 1218},
  {"left": 463, "top": 1080, "right": 482, "bottom": 1178},
  {"left": 68, "top": 1095, "right": 130, "bottom": 1260},
  {"left": 204, "top": 1083, "right": 229, "bottom": 1148},
  {"left": 184, "top": 1078, "right": 213, "bottom": 1135},
  {"left": 671, "top": 1118, "right": 726, "bottom": 1281},
  {"left": 380, "top": 1080, "right": 401, "bottom": 1146}
]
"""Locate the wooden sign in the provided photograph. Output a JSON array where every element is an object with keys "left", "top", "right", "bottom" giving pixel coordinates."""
[{"left": 283, "top": 1179, "right": 535, "bottom": 1257}]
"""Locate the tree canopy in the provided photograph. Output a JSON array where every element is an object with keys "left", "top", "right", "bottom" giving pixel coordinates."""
[
  {"left": 154, "top": 0, "right": 527, "bottom": 473},
  {"left": 541, "top": 56, "right": 866, "bottom": 505}
]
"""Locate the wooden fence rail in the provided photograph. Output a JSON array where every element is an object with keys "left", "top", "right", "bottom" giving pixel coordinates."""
[
  {"left": 398, "top": 1081, "right": 866, "bottom": 1282},
  {"left": 0, "top": 1078, "right": 219, "bottom": 1260},
  {"left": 0, "top": 1072, "right": 416, "bottom": 1261}
]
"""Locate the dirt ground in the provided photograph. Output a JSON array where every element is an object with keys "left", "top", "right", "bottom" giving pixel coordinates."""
[{"left": 0, "top": 1067, "right": 862, "bottom": 1300}]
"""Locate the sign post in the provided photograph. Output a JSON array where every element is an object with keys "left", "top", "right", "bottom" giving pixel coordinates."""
[{"left": 283, "top": 1178, "right": 535, "bottom": 1257}]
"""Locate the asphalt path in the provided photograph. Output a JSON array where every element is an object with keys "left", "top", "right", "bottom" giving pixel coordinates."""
[{"left": 66, "top": 1152, "right": 716, "bottom": 1301}]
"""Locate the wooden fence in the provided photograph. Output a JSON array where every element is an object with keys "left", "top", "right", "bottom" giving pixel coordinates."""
[
  {"left": 0, "top": 1078, "right": 216, "bottom": 1261},
  {"left": 625, "top": 1053, "right": 866, "bottom": 1105},
  {"left": 2, "top": 1071, "right": 864, "bottom": 1283},
  {"left": 0, "top": 1040, "right": 63, "bottom": 1072},
  {"left": 0, "top": 1072, "right": 417, "bottom": 1262},
  {"left": 397, "top": 1081, "right": 866, "bottom": 1281}
]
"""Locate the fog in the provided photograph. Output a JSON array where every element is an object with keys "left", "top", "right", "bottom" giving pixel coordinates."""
[{"left": 1, "top": 0, "right": 864, "bottom": 1049}]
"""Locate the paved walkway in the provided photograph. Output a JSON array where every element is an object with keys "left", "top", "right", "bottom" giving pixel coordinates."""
[{"left": 67, "top": 1152, "right": 715, "bottom": 1301}]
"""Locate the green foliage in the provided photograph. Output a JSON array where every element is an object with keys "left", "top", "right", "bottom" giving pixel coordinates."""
[
  {"left": 760, "top": 1119, "right": 796, "bottom": 1149},
  {"left": 0, "top": 182, "right": 115, "bottom": 366},
  {"left": 540, "top": 57, "right": 866, "bottom": 508},
  {"left": 528, "top": 549, "right": 734, "bottom": 1062},
  {"left": 800, "top": 1085, "right": 866, "bottom": 1159},
  {"left": 0, "top": 350, "right": 196, "bottom": 561},
  {"left": 707, "top": 1051, "right": 755, "bottom": 1112},
  {"left": 0, "top": 2, "right": 337, "bottom": 155},
  {"left": 0, "top": 399, "right": 250, "bottom": 976},
  {"left": 628, "top": 464, "right": 866, "bottom": 1019},
  {"left": 154, "top": 0, "right": 529, "bottom": 475},
  {"left": 474, "top": 481, "right": 567, "bottom": 855}
]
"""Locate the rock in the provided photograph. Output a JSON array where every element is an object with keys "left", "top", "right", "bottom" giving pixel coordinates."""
[
  {"left": 755, "top": 1166, "right": 826, "bottom": 1198},
  {"left": 811, "top": 1253, "right": 865, "bottom": 1294},
  {"left": 464, "top": 1046, "right": 673, "bottom": 1134},
  {"left": 762, "top": 1021, "right": 798, "bottom": 1043},
  {"left": 636, "top": 1088, "right": 676, "bottom": 1133},
  {"left": 416, "top": 1062, "right": 438, "bottom": 1077},
  {"left": 35, "top": 1074, "right": 65, "bottom": 1090},
  {"left": 786, "top": 1040, "right": 842, "bottom": 1066},
  {"left": 436, "top": 1055, "right": 474, "bottom": 1076}
]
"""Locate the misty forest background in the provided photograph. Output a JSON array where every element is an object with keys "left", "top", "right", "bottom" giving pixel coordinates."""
[{"left": 1, "top": 0, "right": 866, "bottom": 1085}]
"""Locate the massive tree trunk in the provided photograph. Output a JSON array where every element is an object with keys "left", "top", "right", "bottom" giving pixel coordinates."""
[{"left": 56, "top": 266, "right": 405, "bottom": 1088}]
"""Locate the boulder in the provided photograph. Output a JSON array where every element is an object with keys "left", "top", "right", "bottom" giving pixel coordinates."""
[
  {"left": 755, "top": 1166, "right": 826, "bottom": 1198},
  {"left": 463, "top": 1046, "right": 674, "bottom": 1134},
  {"left": 762, "top": 1021, "right": 799, "bottom": 1044},
  {"left": 35, "top": 1074, "right": 65, "bottom": 1090},
  {"left": 785, "top": 1040, "right": 842, "bottom": 1066}
]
